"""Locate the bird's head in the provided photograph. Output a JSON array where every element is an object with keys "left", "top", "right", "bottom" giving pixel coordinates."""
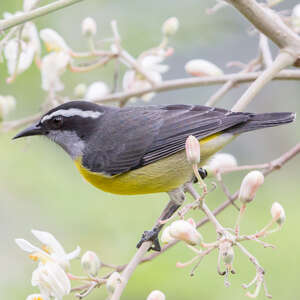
[{"left": 13, "top": 101, "right": 111, "bottom": 159}]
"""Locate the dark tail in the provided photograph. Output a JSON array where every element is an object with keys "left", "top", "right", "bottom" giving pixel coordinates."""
[{"left": 226, "top": 112, "right": 296, "bottom": 135}]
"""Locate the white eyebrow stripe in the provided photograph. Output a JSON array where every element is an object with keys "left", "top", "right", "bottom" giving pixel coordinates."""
[{"left": 41, "top": 108, "right": 102, "bottom": 122}]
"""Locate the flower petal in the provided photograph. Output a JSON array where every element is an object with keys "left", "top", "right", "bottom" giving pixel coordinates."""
[{"left": 15, "top": 238, "right": 42, "bottom": 253}]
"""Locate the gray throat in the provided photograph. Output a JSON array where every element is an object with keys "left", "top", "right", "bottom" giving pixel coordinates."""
[{"left": 47, "top": 130, "right": 85, "bottom": 159}]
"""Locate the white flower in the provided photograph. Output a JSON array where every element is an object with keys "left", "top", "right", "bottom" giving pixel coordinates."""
[
  {"left": 74, "top": 83, "right": 87, "bottom": 98},
  {"left": 85, "top": 81, "right": 110, "bottom": 101},
  {"left": 239, "top": 170, "right": 264, "bottom": 203},
  {"left": 0, "top": 95, "right": 16, "bottom": 119},
  {"left": 40, "top": 28, "right": 70, "bottom": 52},
  {"left": 147, "top": 290, "right": 166, "bottom": 300},
  {"left": 15, "top": 229, "right": 80, "bottom": 270},
  {"left": 106, "top": 272, "right": 123, "bottom": 294},
  {"left": 122, "top": 54, "right": 168, "bottom": 102},
  {"left": 32, "top": 261, "right": 71, "bottom": 300},
  {"left": 271, "top": 202, "right": 286, "bottom": 225},
  {"left": 220, "top": 241, "right": 234, "bottom": 265},
  {"left": 41, "top": 52, "right": 70, "bottom": 91},
  {"left": 23, "top": 0, "right": 39, "bottom": 11},
  {"left": 185, "top": 59, "right": 223, "bottom": 77},
  {"left": 161, "top": 226, "right": 176, "bottom": 244},
  {"left": 169, "top": 220, "right": 202, "bottom": 246},
  {"left": 185, "top": 135, "right": 201, "bottom": 164},
  {"left": 81, "top": 17, "right": 97, "bottom": 36},
  {"left": 4, "top": 22, "right": 40, "bottom": 77},
  {"left": 81, "top": 250, "right": 101, "bottom": 276},
  {"left": 162, "top": 17, "right": 179, "bottom": 36},
  {"left": 26, "top": 294, "right": 45, "bottom": 300},
  {"left": 205, "top": 153, "right": 237, "bottom": 176}
]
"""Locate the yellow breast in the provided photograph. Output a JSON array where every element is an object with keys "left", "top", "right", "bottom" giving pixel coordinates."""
[{"left": 74, "top": 133, "right": 234, "bottom": 195}]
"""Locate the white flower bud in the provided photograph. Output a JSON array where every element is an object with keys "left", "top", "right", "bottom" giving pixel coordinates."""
[
  {"left": 85, "top": 81, "right": 110, "bottom": 101},
  {"left": 169, "top": 220, "right": 202, "bottom": 246},
  {"left": 26, "top": 294, "right": 45, "bottom": 300},
  {"left": 161, "top": 226, "right": 176, "bottom": 244},
  {"left": 147, "top": 290, "right": 166, "bottom": 300},
  {"left": 0, "top": 95, "right": 16, "bottom": 120},
  {"left": 23, "top": 0, "right": 39, "bottom": 11},
  {"left": 81, "top": 17, "right": 97, "bottom": 37},
  {"left": 162, "top": 17, "right": 179, "bottom": 36},
  {"left": 271, "top": 202, "right": 285, "bottom": 225},
  {"left": 81, "top": 250, "right": 101, "bottom": 276},
  {"left": 205, "top": 153, "right": 237, "bottom": 176},
  {"left": 74, "top": 83, "right": 87, "bottom": 98},
  {"left": 106, "top": 272, "right": 122, "bottom": 294},
  {"left": 292, "top": 4, "right": 300, "bottom": 32},
  {"left": 185, "top": 135, "right": 200, "bottom": 164},
  {"left": 185, "top": 59, "right": 223, "bottom": 77},
  {"left": 239, "top": 170, "right": 264, "bottom": 203}
]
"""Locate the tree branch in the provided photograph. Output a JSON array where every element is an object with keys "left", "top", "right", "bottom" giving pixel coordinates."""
[{"left": 0, "top": 0, "right": 85, "bottom": 32}]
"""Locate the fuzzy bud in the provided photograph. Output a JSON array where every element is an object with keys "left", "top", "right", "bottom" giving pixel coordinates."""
[
  {"left": 161, "top": 226, "right": 176, "bottom": 244},
  {"left": 271, "top": 202, "right": 286, "bottom": 225},
  {"left": 74, "top": 83, "right": 87, "bottom": 98},
  {"left": 81, "top": 250, "right": 101, "bottom": 276},
  {"left": 106, "top": 272, "right": 122, "bottom": 294},
  {"left": 0, "top": 95, "right": 16, "bottom": 120},
  {"left": 205, "top": 153, "right": 237, "bottom": 176},
  {"left": 85, "top": 81, "right": 110, "bottom": 101},
  {"left": 185, "top": 135, "right": 200, "bottom": 164},
  {"left": 185, "top": 59, "right": 223, "bottom": 77},
  {"left": 169, "top": 220, "right": 202, "bottom": 246},
  {"left": 147, "top": 290, "right": 166, "bottom": 300},
  {"left": 162, "top": 17, "right": 179, "bottom": 36},
  {"left": 81, "top": 17, "right": 97, "bottom": 37},
  {"left": 239, "top": 170, "right": 264, "bottom": 204}
]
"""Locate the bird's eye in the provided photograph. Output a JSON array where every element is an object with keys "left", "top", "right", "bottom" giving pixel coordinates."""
[{"left": 51, "top": 116, "right": 63, "bottom": 129}]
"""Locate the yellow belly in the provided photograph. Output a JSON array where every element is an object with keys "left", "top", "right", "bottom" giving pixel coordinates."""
[{"left": 74, "top": 133, "right": 235, "bottom": 195}]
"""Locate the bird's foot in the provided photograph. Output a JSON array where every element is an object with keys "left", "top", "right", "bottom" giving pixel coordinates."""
[
  {"left": 193, "top": 168, "right": 207, "bottom": 183},
  {"left": 136, "top": 227, "right": 161, "bottom": 252}
]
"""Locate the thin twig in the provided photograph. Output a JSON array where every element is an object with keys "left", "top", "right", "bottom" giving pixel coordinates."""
[{"left": 0, "top": 0, "right": 85, "bottom": 31}]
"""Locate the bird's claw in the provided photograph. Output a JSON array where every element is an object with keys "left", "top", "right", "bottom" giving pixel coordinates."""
[{"left": 136, "top": 228, "right": 161, "bottom": 251}]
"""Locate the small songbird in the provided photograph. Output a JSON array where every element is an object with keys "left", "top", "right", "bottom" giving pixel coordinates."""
[{"left": 14, "top": 101, "right": 295, "bottom": 250}]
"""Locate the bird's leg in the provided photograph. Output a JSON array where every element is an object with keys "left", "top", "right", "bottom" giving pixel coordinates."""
[
  {"left": 193, "top": 167, "right": 208, "bottom": 183},
  {"left": 136, "top": 187, "right": 186, "bottom": 251}
]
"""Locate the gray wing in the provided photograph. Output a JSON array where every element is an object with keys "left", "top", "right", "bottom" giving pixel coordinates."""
[{"left": 83, "top": 105, "right": 250, "bottom": 175}]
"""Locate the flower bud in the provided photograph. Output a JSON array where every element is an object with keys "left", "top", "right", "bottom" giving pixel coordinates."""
[
  {"left": 239, "top": 170, "right": 264, "bottom": 204},
  {"left": 185, "top": 59, "right": 223, "bottom": 77},
  {"left": 169, "top": 220, "right": 202, "bottom": 246},
  {"left": 81, "top": 250, "right": 101, "bottom": 276},
  {"left": 147, "top": 290, "right": 166, "bottom": 300},
  {"left": 26, "top": 294, "right": 45, "bottom": 300},
  {"left": 106, "top": 272, "right": 122, "bottom": 294},
  {"left": 162, "top": 17, "right": 179, "bottom": 36},
  {"left": 0, "top": 95, "right": 16, "bottom": 120},
  {"left": 81, "top": 17, "right": 97, "bottom": 37},
  {"left": 271, "top": 202, "right": 285, "bottom": 225},
  {"left": 205, "top": 153, "right": 237, "bottom": 176},
  {"left": 161, "top": 226, "right": 176, "bottom": 244},
  {"left": 220, "top": 242, "right": 234, "bottom": 265},
  {"left": 185, "top": 135, "right": 200, "bottom": 164},
  {"left": 85, "top": 81, "right": 110, "bottom": 101},
  {"left": 74, "top": 83, "right": 87, "bottom": 98}
]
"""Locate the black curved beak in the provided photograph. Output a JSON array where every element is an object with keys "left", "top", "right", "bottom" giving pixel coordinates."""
[{"left": 13, "top": 122, "right": 43, "bottom": 140}]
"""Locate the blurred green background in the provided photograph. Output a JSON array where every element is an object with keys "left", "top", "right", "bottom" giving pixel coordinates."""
[{"left": 1, "top": 0, "right": 300, "bottom": 299}]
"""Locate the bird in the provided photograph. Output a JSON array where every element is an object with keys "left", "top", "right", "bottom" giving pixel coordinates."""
[{"left": 13, "top": 101, "right": 295, "bottom": 251}]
